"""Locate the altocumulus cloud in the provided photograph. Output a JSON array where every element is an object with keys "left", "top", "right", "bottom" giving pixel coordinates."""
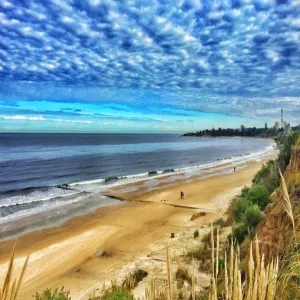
[{"left": 0, "top": 0, "right": 300, "bottom": 127}]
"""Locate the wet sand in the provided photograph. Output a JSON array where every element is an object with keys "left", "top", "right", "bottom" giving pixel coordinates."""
[{"left": 0, "top": 159, "right": 271, "bottom": 299}]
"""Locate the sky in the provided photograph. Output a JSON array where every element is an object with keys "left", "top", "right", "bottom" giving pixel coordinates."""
[{"left": 0, "top": 0, "right": 299, "bottom": 133}]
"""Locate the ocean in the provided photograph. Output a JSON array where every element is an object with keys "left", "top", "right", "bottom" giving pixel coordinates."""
[{"left": 0, "top": 133, "right": 274, "bottom": 239}]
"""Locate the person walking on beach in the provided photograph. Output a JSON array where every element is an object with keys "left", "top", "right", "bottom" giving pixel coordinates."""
[
  {"left": 180, "top": 191, "right": 184, "bottom": 199},
  {"left": 234, "top": 166, "right": 236, "bottom": 172}
]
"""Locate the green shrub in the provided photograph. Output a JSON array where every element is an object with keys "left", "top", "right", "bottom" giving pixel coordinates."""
[
  {"left": 252, "top": 160, "right": 280, "bottom": 193},
  {"left": 34, "top": 288, "right": 71, "bottom": 300},
  {"left": 91, "top": 282, "right": 133, "bottom": 300},
  {"left": 242, "top": 204, "right": 262, "bottom": 229},
  {"left": 194, "top": 229, "right": 199, "bottom": 238},
  {"left": 246, "top": 184, "right": 270, "bottom": 210},
  {"left": 231, "top": 223, "right": 248, "bottom": 244},
  {"left": 240, "top": 186, "right": 250, "bottom": 198},
  {"left": 233, "top": 197, "right": 252, "bottom": 223}
]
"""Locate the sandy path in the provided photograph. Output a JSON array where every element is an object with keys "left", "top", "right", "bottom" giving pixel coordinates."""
[{"left": 0, "top": 159, "right": 269, "bottom": 299}]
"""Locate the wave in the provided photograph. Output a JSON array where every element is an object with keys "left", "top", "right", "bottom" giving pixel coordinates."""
[
  {"left": 69, "top": 178, "right": 106, "bottom": 186},
  {"left": 0, "top": 187, "right": 84, "bottom": 208},
  {"left": 1, "top": 186, "right": 39, "bottom": 195},
  {"left": 0, "top": 191, "right": 90, "bottom": 218},
  {"left": 2, "top": 143, "right": 275, "bottom": 207},
  {"left": 68, "top": 145, "right": 276, "bottom": 188},
  {"left": 70, "top": 173, "right": 149, "bottom": 186},
  {"left": 162, "top": 169, "right": 175, "bottom": 173}
]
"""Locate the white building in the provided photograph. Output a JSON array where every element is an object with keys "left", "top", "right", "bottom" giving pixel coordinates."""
[
  {"left": 282, "top": 121, "right": 286, "bottom": 129},
  {"left": 285, "top": 123, "right": 291, "bottom": 133},
  {"left": 275, "top": 121, "right": 280, "bottom": 130}
]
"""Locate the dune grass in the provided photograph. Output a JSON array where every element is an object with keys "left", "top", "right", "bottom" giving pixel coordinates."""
[
  {"left": 90, "top": 282, "right": 133, "bottom": 300},
  {"left": 175, "top": 267, "right": 192, "bottom": 289},
  {"left": 34, "top": 288, "right": 71, "bottom": 300},
  {"left": 0, "top": 243, "right": 29, "bottom": 300},
  {"left": 122, "top": 268, "right": 148, "bottom": 290}
]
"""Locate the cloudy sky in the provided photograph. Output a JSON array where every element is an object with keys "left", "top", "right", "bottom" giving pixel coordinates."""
[{"left": 0, "top": 0, "right": 299, "bottom": 133}]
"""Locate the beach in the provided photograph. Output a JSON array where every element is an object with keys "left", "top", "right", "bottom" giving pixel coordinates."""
[{"left": 0, "top": 157, "right": 272, "bottom": 299}]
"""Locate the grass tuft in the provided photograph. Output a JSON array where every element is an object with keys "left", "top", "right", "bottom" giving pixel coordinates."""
[
  {"left": 122, "top": 268, "right": 148, "bottom": 290},
  {"left": 0, "top": 242, "right": 29, "bottom": 300},
  {"left": 175, "top": 267, "right": 192, "bottom": 289},
  {"left": 34, "top": 287, "right": 71, "bottom": 300}
]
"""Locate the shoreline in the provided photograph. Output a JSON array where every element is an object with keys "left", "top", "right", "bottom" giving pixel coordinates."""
[
  {"left": 0, "top": 141, "right": 275, "bottom": 242},
  {"left": 0, "top": 154, "right": 274, "bottom": 299},
  {"left": 181, "top": 135, "right": 276, "bottom": 140}
]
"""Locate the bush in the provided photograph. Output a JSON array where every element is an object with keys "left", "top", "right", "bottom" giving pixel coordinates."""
[
  {"left": 233, "top": 197, "right": 252, "bottom": 223},
  {"left": 186, "top": 245, "right": 211, "bottom": 263},
  {"left": 194, "top": 229, "right": 199, "bottom": 238},
  {"left": 91, "top": 282, "right": 134, "bottom": 300},
  {"left": 132, "top": 268, "right": 147, "bottom": 283},
  {"left": 246, "top": 184, "right": 270, "bottom": 210},
  {"left": 242, "top": 204, "right": 262, "bottom": 229},
  {"left": 122, "top": 268, "right": 148, "bottom": 289},
  {"left": 176, "top": 267, "right": 192, "bottom": 288},
  {"left": 34, "top": 288, "right": 71, "bottom": 300},
  {"left": 241, "top": 186, "right": 250, "bottom": 198},
  {"left": 252, "top": 160, "right": 280, "bottom": 193},
  {"left": 231, "top": 223, "right": 248, "bottom": 244},
  {"left": 213, "top": 218, "right": 227, "bottom": 228}
]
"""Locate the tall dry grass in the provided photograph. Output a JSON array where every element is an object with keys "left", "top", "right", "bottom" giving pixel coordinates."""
[
  {"left": 279, "top": 168, "right": 295, "bottom": 235},
  {"left": 145, "top": 277, "right": 168, "bottom": 300},
  {"left": 209, "top": 228, "right": 279, "bottom": 300},
  {"left": 208, "top": 170, "right": 299, "bottom": 300},
  {"left": 0, "top": 243, "right": 29, "bottom": 300},
  {"left": 274, "top": 170, "right": 300, "bottom": 299},
  {"left": 144, "top": 227, "right": 283, "bottom": 300}
]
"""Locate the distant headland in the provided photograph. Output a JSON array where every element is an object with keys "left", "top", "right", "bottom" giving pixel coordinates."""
[{"left": 183, "top": 123, "right": 300, "bottom": 138}]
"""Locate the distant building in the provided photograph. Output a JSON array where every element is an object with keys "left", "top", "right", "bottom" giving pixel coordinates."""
[
  {"left": 241, "top": 124, "right": 245, "bottom": 131},
  {"left": 285, "top": 123, "right": 291, "bottom": 133},
  {"left": 282, "top": 121, "right": 287, "bottom": 130},
  {"left": 275, "top": 121, "right": 280, "bottom": 130}
]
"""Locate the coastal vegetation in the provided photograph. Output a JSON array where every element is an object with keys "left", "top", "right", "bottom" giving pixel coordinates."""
[
  {"left": 229, "top": 131, "right": 300, "bottom": 244},
  {"left": 35, "top": 288, "right": 71, "bottom": 300},
  {"left": 89, "top": 283, "right": 133, "bottom": 300},
  {"left": 183, "top": 125, "right": 299, "bottom": 138},
  {"left": 0, "top": 243, "right": 29, "bottom": 300},
  {"left": 175, "top": 267, "right": 192, "bottom": 289},
  {"left": 183, "top": 126, "right": 278, "bottom": 137},
  {"left": 193, "top": 229, "right": 199, "bottom": 238}
]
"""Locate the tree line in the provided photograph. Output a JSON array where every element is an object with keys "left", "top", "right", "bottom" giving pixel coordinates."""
[{"left": 183, "top": 126, "right": 283, "bottom": 137}]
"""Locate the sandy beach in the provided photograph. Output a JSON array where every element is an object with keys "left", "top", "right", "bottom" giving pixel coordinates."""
[{"left": 0, "top": 158, "right": 271, "bottom": 299}]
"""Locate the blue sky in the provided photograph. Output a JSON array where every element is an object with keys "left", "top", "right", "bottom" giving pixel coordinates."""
[{"left": 0, "top": 0, "right": 299, "bottom": 133}]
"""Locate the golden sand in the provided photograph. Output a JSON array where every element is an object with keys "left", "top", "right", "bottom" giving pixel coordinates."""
[{"left": 0, "top": 159, "right": 270, "bottom": 299}]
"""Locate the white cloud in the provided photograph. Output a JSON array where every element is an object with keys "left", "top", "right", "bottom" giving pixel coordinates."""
[{"left": 1, "top": 115, "right": 45, "bottom": 121}]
